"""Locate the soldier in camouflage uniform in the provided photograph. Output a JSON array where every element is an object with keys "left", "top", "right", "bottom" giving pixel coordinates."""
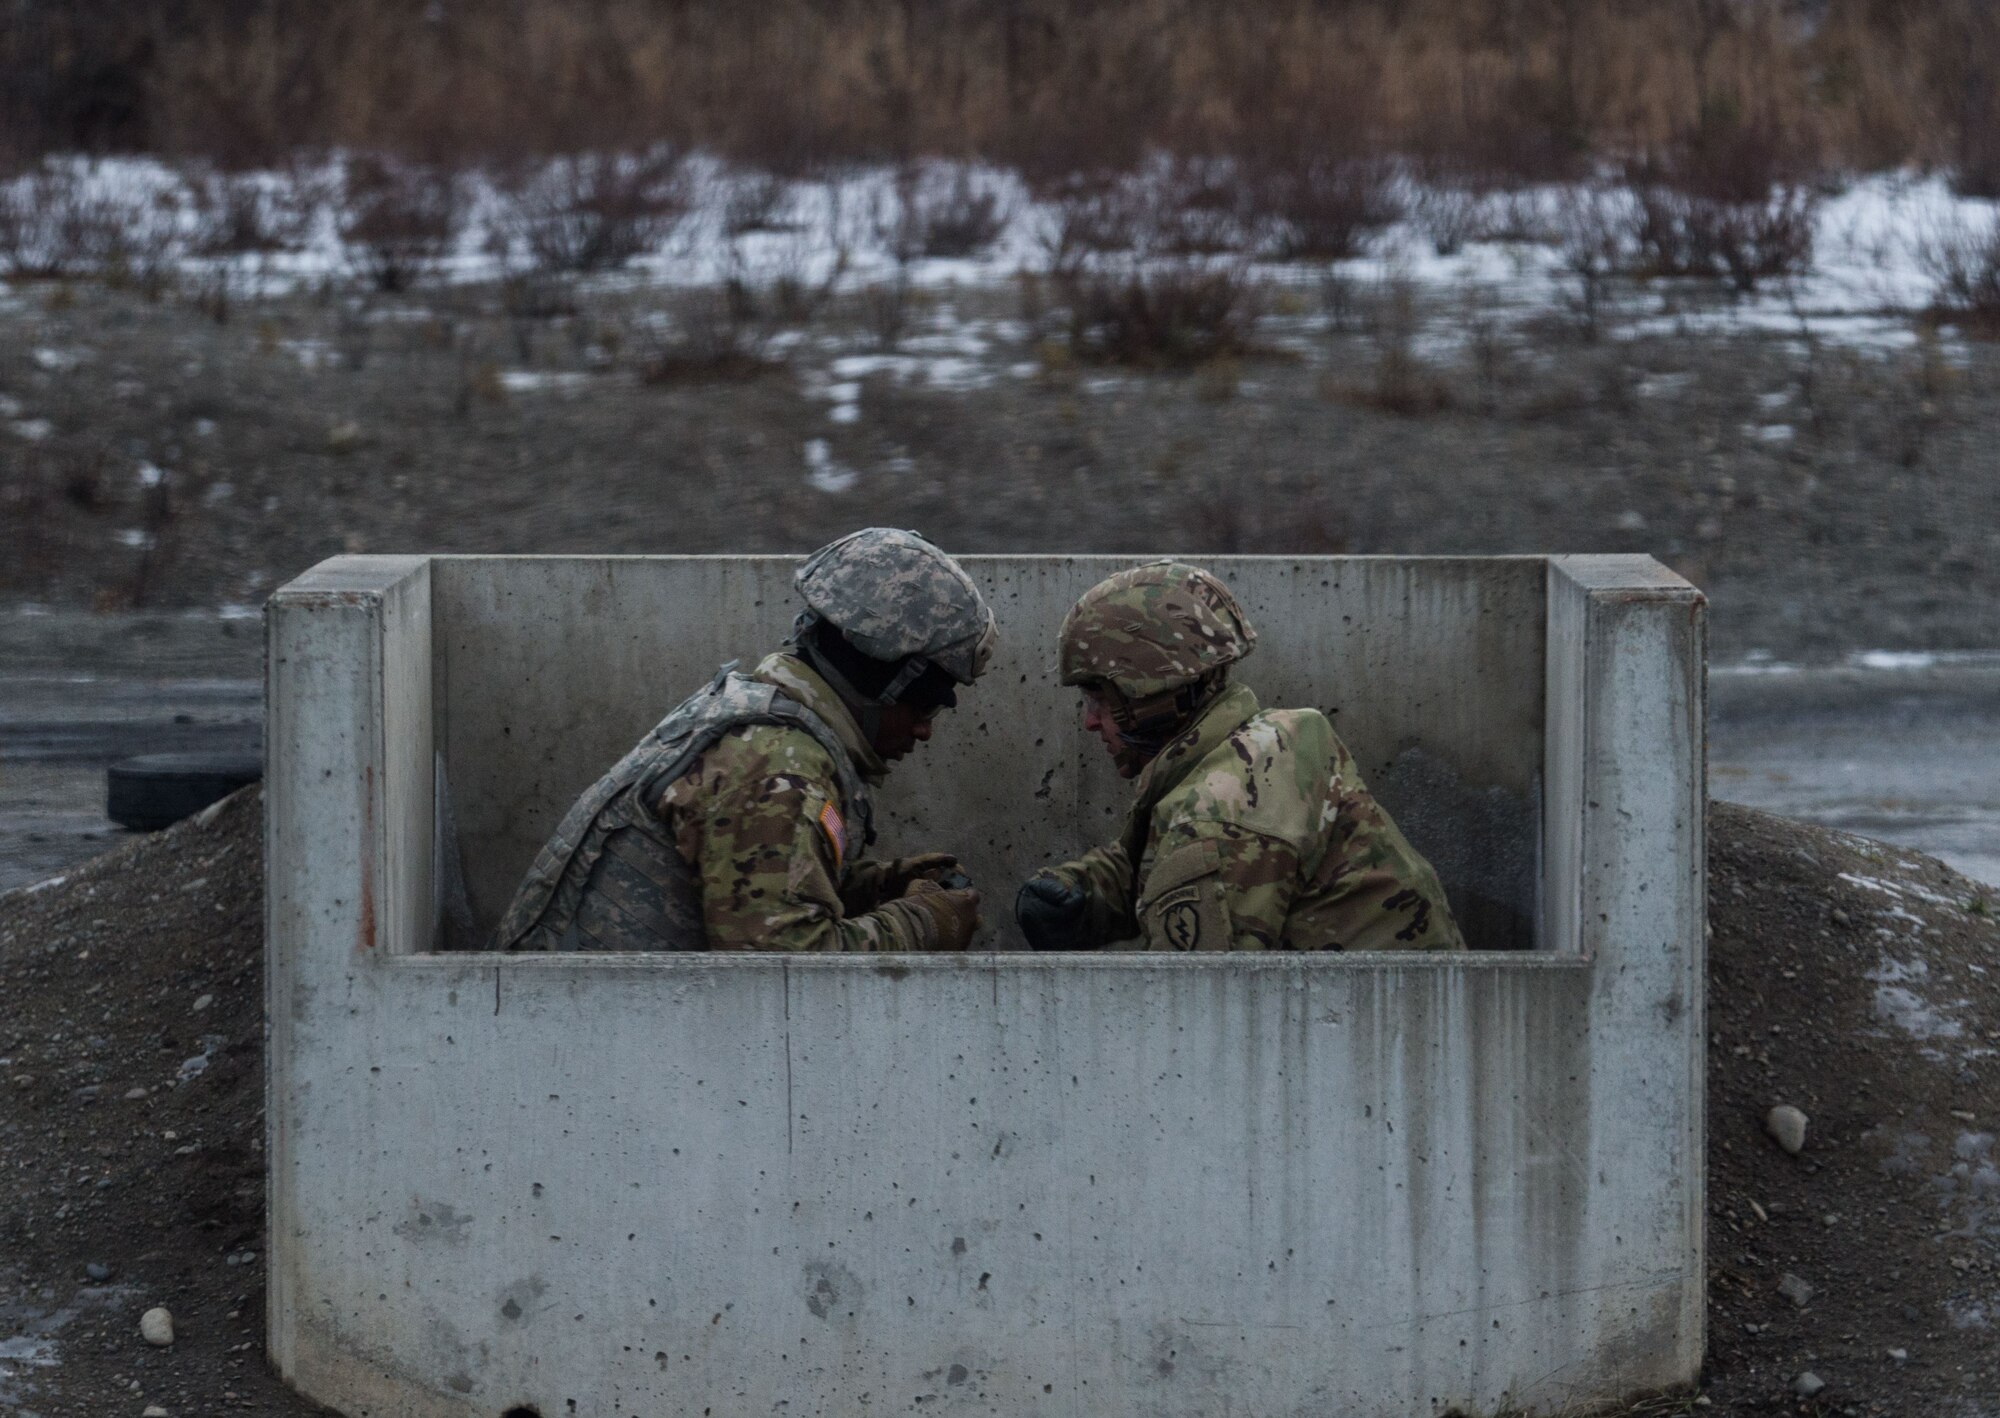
[
  {"left": 1015, "top": 561, "right": 1466, "bottom": 953},
  {"left": 493, "top": 529, "right": 994, "bottom": 953}
]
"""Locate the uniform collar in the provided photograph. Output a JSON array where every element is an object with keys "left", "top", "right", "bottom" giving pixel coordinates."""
[
  {"left": 1129, "top": 683, "right": 1261, "bottom": 816},
  {"left": 753, "top": 652, "right": 889, "bottom": 784}
]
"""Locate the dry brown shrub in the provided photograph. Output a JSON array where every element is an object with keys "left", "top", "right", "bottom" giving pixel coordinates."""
[
  {"left": 498, "top": 149, "right": 689, "bottom": 273},
  {"left": 1052, "top": 254, "right": 1259, "bottom": 368},
  {"left": 878, "top": 164, "right": 1012, "bottom": 262},
  {"left": 0, "top": 162, "right": 144, "bottom": 279},
  {"left": 184, "top": 165, "right": 320, "bottom": 256},
  {"left": 1625, "top": 116, "right": 1818, "bottom": 292},
  {"left": 1919, "top": 214, "right": 2000, "bottom": 337},
  {"left": 338, "top": 154, "right": 465, "bottom": 293},
  {"left": 639, "top": 289, "right": 786, "bottom": 385}
]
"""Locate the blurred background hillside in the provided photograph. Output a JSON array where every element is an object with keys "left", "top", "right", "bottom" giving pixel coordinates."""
[{"left": 8, "top": 0, "right": 2000, "bottom": 184}]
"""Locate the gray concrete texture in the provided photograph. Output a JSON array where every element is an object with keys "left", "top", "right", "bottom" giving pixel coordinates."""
[
  {"left": 434, "top": 555, "right": 1548, "bottom": 950},
  {"left": 265, "top": 554, "right": 1705, "bottom": 1418}
]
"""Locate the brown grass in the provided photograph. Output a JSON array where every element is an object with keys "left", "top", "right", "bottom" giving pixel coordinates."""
[{"left": 4, "top": 2, "right": 1999, "bottom": 180}]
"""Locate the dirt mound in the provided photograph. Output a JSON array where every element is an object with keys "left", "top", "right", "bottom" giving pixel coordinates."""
[
  {"left": 0, "top": 785, "right": 315, "bottom": 1416},
  {"left": 1701, "top": 802, "right": 2000, "bottom": 1416},
  {"left": 0, "top": 794, "right": 1995, "bottom": 1416}
]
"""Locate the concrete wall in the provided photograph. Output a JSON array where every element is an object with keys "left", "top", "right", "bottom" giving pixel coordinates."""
[
  {"left": 432, "top": 555, "right": 1547, "bottom": 950},
  {"left": 266, "top": 554, "right": 1705, "bottom": 1418}
]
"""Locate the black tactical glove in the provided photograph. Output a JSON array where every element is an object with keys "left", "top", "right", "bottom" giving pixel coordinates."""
[{"left": 1014, "top": 876, "right": 1093, "bottom": 951}]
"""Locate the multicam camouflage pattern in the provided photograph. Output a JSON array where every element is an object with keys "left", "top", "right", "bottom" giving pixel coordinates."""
[
  {"left": 796, "top": 528, "right": 998, "bottom": 685},
  {"left": 1057, "top": 561, "right": 1257, "bottom": 700},
  {"left": 1044, "top": 684, "right": 1466, "bottom": 953},
  {"left": 494, "top": 654, "right": 942, "bottom": 953}
]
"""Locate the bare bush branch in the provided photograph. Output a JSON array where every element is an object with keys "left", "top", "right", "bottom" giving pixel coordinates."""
[
  {"left": 639, "top": 290, "right": 786, "bottom": 384},
  {"left": 184, "top": 165, "right": 319, "bottom": 257},
  {"left": 1047, "top": 234, "right": 1259, "bottom": 369},
  {"left": 860, "top": 277, "right": 913, "bottom": 351},
  {"left": 1919, "top": 213, "right": 2000, "bottom": 337},
  {"left": 500, "top": 150, "right": 688, "bottom": 273},
  {"left": 723, "top": 172, "right": 793, "bottom": 238},
  {"left": 1628, "top": 180, "right": 1816, "bottom": 292},
  {"left": 1249, "top": 154, "right": 1404, "bottom": 260},
  {"left": 1551, "top": 187, "right": 1631, "bottom": 341},
  {"left": 338, "top": 155, "right": 465, "bottom": 293},
  {"left": 878, "top": 164, "right": 1012, "bottom": 262},
  {"left": 0, "top": 161, "right": 172, "bottom": 282}
]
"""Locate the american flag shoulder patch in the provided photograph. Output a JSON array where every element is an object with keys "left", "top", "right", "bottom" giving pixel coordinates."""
[{"left": 816, "top": 800, "right": 847, "bottom": 869}]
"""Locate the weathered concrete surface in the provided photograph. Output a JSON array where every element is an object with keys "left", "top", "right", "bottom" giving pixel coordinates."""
[
  {"left": 266, "top": 554, "right": 1704, "bottom": 1418},
  {"left": 432, "top": 555, "right": 1548, "bottom": 949}
]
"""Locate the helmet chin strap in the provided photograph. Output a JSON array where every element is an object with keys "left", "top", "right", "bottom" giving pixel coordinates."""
[
  {"left": 1104, "top": 671, "right": 1228, "bottom": 772},
  {"left": 792, "top": 611, "right": 919, "bottom": 746}
]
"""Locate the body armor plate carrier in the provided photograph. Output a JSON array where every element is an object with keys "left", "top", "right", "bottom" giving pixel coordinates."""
[{"left": 492, "top": 664, "right": 874, "bottom": 952}]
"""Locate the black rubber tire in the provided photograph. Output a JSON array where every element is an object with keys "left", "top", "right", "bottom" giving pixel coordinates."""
[{"left": 106, "top": 752, "right": 264, "bottom": 832}]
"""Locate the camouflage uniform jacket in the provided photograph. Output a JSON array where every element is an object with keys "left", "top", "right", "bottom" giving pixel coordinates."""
[
  {"left": 494, "top": 653, "right": 939, "bottom": 953},
  {"left": 1046, "top": 684, "right": 1466, "bottom": 952}
]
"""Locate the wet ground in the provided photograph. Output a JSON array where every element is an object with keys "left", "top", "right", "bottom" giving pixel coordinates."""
[
  {"left": 1711, "top": 659, "right": 2000, "bottom": 890},
  {"left": 2, "top": 612, "right": 1994, "bottom": 897}
]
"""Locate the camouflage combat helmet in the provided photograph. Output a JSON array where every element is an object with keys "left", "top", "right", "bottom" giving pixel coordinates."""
[
  {"left": 1058, "top": 560, "right": 1257, "bottom": 701},
  {"left": 795, "top": 528, "right": 998, "bottom": 687}
]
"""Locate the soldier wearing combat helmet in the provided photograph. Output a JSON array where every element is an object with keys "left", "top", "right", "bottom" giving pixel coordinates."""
[
  {"left": 493, "top": 528, "right": 994, "bottom": 953},
  {"left": 1015, "top": 560, "right": 1465, "bottom": 954}
]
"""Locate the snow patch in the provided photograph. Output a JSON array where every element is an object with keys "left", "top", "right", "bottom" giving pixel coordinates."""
[{"left": 803, "top": 438, "right": 857, "bottom": 494}]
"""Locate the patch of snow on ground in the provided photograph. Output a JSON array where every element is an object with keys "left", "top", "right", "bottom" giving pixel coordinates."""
[
  {"left": 803, "top": 438, "right": 857, "bottom": 494},
  {"left": 1840, "top": 871, "right": 1963, "bottom": 908},
  {"left": 1, "top": 874, "right": 69, "bottom": 900},
  {"left": 497, "top": 371, "right": 590, "bottom": 394},
  {"left": 1872, "top": 984, "right": 1965, "bottom": 1041}
]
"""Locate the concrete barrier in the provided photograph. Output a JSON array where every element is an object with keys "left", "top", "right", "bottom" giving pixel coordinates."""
[{"left": 267, "top": 554, "right": 1705, "bottom": 1417}]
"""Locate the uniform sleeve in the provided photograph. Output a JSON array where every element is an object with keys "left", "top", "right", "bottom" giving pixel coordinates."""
[
  {"left": 1044, "top": 843, "right": 1140, "bottom": 947},
  {"left": 1136, "top": 820, "right": 1302, "bottom": 952},
  {"left": 679, "top": 751, "right": 932, "bottom": 953}
]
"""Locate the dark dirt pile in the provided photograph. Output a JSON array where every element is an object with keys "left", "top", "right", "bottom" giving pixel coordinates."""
[
  {"left": 1700, "top": 802, "right": 2000, "bottom": 1416},
  {"left": 0, "top": 786, "right": 309, "bottom": 1416},
  {"left": 0, "top": 794, "right": 1996, "bottom": 1416}
]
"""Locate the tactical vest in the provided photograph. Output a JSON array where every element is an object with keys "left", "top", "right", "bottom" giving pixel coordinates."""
[{"left": 492, "top": 664, "right": 874, "bottom": 952}]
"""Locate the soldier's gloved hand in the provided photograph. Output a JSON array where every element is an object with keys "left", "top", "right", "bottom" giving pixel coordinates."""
[
  {"left": 883, "top": 852, "right": 962, "bottom": 899},
  {"left": 1015, "top": 876, "right": 1092, "bottom": 951},
  {"left": 903, "top": 879, "right": 983, "bottom": 952}
]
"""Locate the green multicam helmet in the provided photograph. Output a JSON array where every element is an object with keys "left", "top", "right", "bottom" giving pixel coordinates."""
[
  {"left": 796, "top": 528, "right": 998, "bottom": 686},
  {"left": 1058, "top": 560, "right": 1257, "bottom": 700}
]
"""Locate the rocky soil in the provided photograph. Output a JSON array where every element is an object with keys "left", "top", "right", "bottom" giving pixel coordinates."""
[{"left": 0, "top": 794, "right": 1996, "bottom": 1415}]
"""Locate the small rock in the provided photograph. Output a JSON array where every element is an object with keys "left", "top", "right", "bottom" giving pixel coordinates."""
[
  {"left": 1822, "top": 1213, "right": 1840, "bottom": 1227},
  {"left": 1766, "top": 1104, "right": 1809, "bottom": 1155},
  {"left": 1778, "top": 1272, "right": 1815, "bottom": 1307},
  {"left": 123, "top": 1086, "right": 148, "bottom": 1100},
  {"left": 84, "top": 1262, "right": 112, "bottom": 1282},
  {"left": 1794, "top": 1371, "right": 1825, "bottom": 1399},
  {"left": 144, "top": 1407, "right": 169, "bottom": 1417},
  {"left": 327, "top": 421, "right": 362, "bottom": 452},
  {"left": 191, "top": 994, "right": 213, "bottom": 1014},
  {"left": 1832, "top": 908, "right": 1851, "bottom": 926},
  {"left": 139, "top": 1307, "right": 174, "bottom": 1347},
  {"left": 1887, "top": 1348, "right": 1909, "bottom": 1363}
]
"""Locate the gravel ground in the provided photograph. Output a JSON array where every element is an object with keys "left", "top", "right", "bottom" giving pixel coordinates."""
[
  {"left": 1, "top": 793, "right": 1996, "bottom": 1415},
  {"left": 2, "top": 277, "right": 1997, "bottom": 663}
]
